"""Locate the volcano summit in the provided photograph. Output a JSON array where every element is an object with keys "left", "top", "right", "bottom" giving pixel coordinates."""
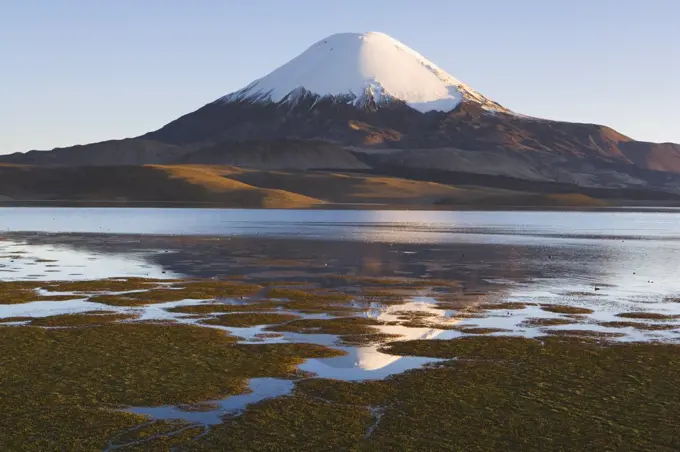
[{"left": 221, "top": 32, "right": 508, "bottom": 114}]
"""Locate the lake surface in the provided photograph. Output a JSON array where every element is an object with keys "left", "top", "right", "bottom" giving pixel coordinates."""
[
  {"left": 2, "top": 207, "right": 680, "bottom": 244},
  {"left": 2, "top": 208, "right": 680, "bottom": 304}
]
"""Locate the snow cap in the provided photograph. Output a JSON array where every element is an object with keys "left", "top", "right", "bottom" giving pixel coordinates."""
[{"left": 222, "top": 32, "right": 507, "bottom": 113}]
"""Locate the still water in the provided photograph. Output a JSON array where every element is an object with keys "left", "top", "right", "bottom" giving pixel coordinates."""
[
  {"left": 2, "top": 207, "right": 680, "bottom": 243},
  {"left": 2, "top": 208, "right": 680, "bottom": 304}
]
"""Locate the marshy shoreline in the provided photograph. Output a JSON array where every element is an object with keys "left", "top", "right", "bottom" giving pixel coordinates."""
[{"left": 1, "top": 230, "right": 680, "bottom": 450}]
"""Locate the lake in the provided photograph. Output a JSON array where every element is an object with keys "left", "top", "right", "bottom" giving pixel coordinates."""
[
  {"left": 2, "top": 207, "right": 680, "bottom": 243},
  {"left": 3, "top": 207, "right": 680, "bottom": 351},
  {"left": 2, "top": 208, "right": 680, "bottom": 303},
  {"left": 2, "top": 206, "right": 680, "bottom": 315}
]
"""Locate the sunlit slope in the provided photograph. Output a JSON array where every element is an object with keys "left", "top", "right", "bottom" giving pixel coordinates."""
[
  {"left": 0, "top": 165, "right": 323, "bottom": 208},
  {"left": 0, "top": 164, "right": 611, "bottom": 207},
  {"left": 228, "top": 169, "right": 470, "bottom": 204}
]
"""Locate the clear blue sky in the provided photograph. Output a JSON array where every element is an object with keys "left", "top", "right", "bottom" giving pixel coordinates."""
[{"left": 2, "top": 0, "right": 678, "bottom": 154}]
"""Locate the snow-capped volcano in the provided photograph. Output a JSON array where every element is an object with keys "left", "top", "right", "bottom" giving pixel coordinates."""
[
  {"left": 221, "top": 32, "right": 508, "bottom": 113},
  {"left": 6, "top": 31, "right": 680, "bottom": 194}
]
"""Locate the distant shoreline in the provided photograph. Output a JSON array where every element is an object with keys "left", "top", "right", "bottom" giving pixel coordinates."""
[{"left": 1, "top": 200, "right": 680, "bottom": 213}]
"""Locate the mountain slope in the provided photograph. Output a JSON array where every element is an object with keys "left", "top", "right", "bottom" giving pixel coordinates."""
[
  {"left": 179, "top": 139, "right": 369, "bottom": 169},
  {"left": 0, "top": 139, "right": 193, "bottom": 166},
  {"left": 141, "top": 97, "right": 680, "bottom": 180},
  {"left": 619, "top": 142, "right": 680, "bottom": 173},
  {"left": 0, "top": 164, "right": 626, "bottom": 208},
  {"left": 0, "top": 164, "right": 323, "bottom": 208}
]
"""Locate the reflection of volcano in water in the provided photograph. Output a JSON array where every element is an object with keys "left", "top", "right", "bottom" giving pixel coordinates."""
[{"left": 299, "top": 299, "right": 457, "bottom": 380}]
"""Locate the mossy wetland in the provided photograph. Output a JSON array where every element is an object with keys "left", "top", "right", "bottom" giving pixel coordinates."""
[{"left": 2, "top": 230, "right": 680, "bottom": 450}]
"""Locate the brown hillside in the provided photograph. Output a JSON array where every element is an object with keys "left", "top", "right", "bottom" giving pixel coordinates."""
[
  {"left": 619, "top": 142, "right": 680, "bottom": 173},
  {"left": 228, "top": 169, "right": 471, "bottom": 204},
  {"left": 0, "top": 165, "right": 322, "bottom": 208}
]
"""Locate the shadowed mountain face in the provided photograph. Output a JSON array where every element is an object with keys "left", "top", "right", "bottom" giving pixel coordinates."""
[
  {"left": 143, "top": 97, "right": 676, "bottom": 170},
  {"left": 3, "top": 98, "right": 680, "bottom": 197},
  {"left": 146, "top": 98, "right": 630, "bottom": 155}
]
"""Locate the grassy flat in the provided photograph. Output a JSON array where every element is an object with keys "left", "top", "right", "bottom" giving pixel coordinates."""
[
  {"left": 167, "top": 303, "right": 280, "bottom": 314},
  {"left": 541, "top": 305, "right": 595, "bottom": 315},
  {"left": 599, "top": 321, "right": 679, "bottom": 331},
  {"left": 0, "top": 323, "right": 343, "bottom": 450},
  {"left": 266, "top": 317, "right": 383, "bottom": 336},
  {"left": 108, "top": 420, "right": 205, "bottom": 450},
  {"left": 0, "top": 278, "right": 262, "bottom": 306},
  {"left": 541, "top": 329, "right": 626, "bottom": 338},
  {"left": 455, "top": 327, "right": 512, "bottom": 334},
  {"left": 191, "top": 335, "right": 680, "bottom": 451},
  {"left": 265, "top": 288, "right": 360, "bottom": 313},
  {"left": 200, "top": 313, "right": 301, "bottom": 327},
  {"left": 266, "top": 288, "right": 352, "bottom": 303},
  {"left": 339, "top": 333, "right": 402, "bottom": 346},
  {"left": 44, "top": 278, "right": 169, "bottom": 293},
  {"left": 4, "top": 271, "right": 680, "bottom": 450},
  {"left": 30, "top": 313, "right": 138, "bottom": 327},
  {"left": 480, "top": 302, "right": 528, "bottom": 310},
  {"left": 89, "top": 280, "right": 262, "bottom": 306},
  {"left": 616, "top": 312, "right": 679, "bottom": 320},
  {"left": 394, "top": 311, "right": 439, "bottom": 320},
  {"left": 0, "top": 281, "right": 53, "bottom": 304},
  {"left": 520, "top": 317, "right": 575, "bottom": 327}
]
